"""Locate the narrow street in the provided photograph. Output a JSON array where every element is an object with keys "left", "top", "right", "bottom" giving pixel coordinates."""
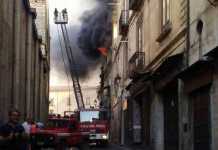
[
  {"left": 90, "top": 145, "right": 133, "bottom": 150},
  {"left": 89, "top": 145, "right": 146, "bottom": 150},
  {"left": 42, "top": 144, "right": 145, "bottom": 150},
  {"left": 1, "top": 0, "right": 218, "bottom": 150},
  {"left": 72, "top": 144, "right": 145, "bottom": 150}
]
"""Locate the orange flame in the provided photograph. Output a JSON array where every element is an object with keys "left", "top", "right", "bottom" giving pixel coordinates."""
[{"left": 98, "top": 48, "right": 108, "bottom": 56}]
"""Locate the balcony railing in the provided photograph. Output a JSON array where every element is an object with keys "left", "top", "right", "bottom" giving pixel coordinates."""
[
  {"left": 129, "top": 0, "right": 144, "bottom": 10},
  {"left": 129, "top": 51, "right": 145, "bottom": 78},
  {"left": 119, "top": 10, "right": 129, "bottom": 36}
]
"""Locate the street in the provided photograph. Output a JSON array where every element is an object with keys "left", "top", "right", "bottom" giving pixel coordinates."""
[
  {"left": 90, "top": 145, "right": 131, "bottom": 150},
  {"left": 41, "top": 144, "right": 144, "bottom": 150},
  {"left": 1, "top": 0, "right": 218, "bottom": 150},
  {"left": 89, "top": 144, "right": 145, "bottom": 150}
]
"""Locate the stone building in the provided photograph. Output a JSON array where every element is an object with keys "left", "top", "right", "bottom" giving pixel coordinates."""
[
  {"left": 30, "top": 0, "right": 50, "bottom": 123},
  {"left": 0, "top": 0, "right": 49, "bottom": 123},
  {"left": 50, "top": 85, "right": 99, "bottom": 115},
  {"left": 98, "top": 0, "right": 218, "bottom": 150},
  {"left": 183, "top": 1, "right": 218, "bottom": 150}
]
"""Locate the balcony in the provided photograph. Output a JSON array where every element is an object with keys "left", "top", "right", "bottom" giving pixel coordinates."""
[
  {"left": 129, "top": 52, "right": 145, "bottom": 79},
  {"left": 129, "top": 0, "right": 144, "bottom": 10},
  {"left": 119, "top": 10, "right": 129, "bottom": 36}
]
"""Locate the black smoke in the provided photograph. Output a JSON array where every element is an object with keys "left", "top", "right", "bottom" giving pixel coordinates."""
[
  {"left": 51, "top": 0, "right": 112, "bottom": 80},
  {"left": 77, "top": 0, "right": 112, "bottom": 60},
  {"left": 52, "top": 25, "right": 99, "bottom": 79}
]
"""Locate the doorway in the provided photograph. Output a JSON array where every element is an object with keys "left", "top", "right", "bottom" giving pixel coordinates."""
[
  {"left": 132, "top": 98, "right": 142, "bottom": 143},
  {"left": 163, "top": 86, "right": 179, "bottom": 150},
  {"left": 190, "top": 86, "right": 211, "bottom": 150}
]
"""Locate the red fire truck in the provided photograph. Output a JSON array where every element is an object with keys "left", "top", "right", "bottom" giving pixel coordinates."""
[
  {"left": 77, "top": 108, "right": 109, "bottom": 145},
  {"left": 30, "top": 115, "right": 89, "bottom": 150}
]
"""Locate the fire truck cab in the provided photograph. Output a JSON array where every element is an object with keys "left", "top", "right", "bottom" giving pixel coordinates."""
[{"left": 77, "top": 108, "right": 109, "bottom": 145}]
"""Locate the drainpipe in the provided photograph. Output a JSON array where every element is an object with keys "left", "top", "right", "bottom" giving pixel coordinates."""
[
  {"left": 121, "top": 90, "right": 125, "bottom": 145},
  {"left": 185, "top": 0, "right": 190, "bottom": 67},
  {"left": 12, "top": 0, "right": 21, "bottom": 108}
]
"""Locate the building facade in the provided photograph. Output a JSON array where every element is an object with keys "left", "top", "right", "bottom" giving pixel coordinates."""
[
  {"left": 0, "top": 0, "right": 49, "bottom": 123},
  {"left": 30, "top": 0, "right": 50, "bottom": 123},
  {"left": 50, "top": 85, "right": 99, "bottom": 115},
  {"left": 98, "top": 0, "right": 218, "bottom": 150}
]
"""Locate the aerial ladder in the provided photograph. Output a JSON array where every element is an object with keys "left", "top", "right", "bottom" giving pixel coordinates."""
[{"left": 54, "top": 8, "right": 85, "bottom": 110}]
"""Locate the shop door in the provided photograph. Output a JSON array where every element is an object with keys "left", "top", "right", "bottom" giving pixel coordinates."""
[
  {"left": 191, "top": 86, "right": 211, "bottom": 150},
  {"left": 143, "top": 97, "right": 150, "bottom": 145},
  {"left": 132, "top": 99, "right": 142, "bottom": 143},
  {"left": 163, "top": 91, "right": 179, "bottom": 150}
]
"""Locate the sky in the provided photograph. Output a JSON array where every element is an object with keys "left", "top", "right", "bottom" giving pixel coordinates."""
[{"left": 49, "top": 0, "right": 101, "bottom": 87}]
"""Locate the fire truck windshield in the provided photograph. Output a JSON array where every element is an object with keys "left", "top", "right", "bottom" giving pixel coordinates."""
[{"left": 80, "top": 111, "right": 99, "bottom": 122}]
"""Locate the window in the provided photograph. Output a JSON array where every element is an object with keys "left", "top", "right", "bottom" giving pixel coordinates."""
[
  {"left": 137, "top": 16, "right": 143, "bottom": 52},
  {"left": 156, "top": 0, "right": 172, "bottom": 42},
  {"left": 162, "top": 0, "right": 171, "bottom": 26},
  {"left": 86, "top": 97, "right": 90, "bottom": 105},
  {"left": 80, "top": 111, "right": 99, "bottom": 122}
]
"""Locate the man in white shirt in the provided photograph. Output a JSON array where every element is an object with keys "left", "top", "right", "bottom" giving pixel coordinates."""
[{"left": 22, "top": 118, "right": 32, "bottom": 135}]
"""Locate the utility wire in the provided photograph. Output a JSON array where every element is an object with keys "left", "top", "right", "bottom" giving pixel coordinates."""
[{"left": 57, "top": 26, "right": 72, "bottom": 109}]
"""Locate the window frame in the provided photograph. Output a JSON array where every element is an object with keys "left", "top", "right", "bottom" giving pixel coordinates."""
[
  {"left": 136, "top": 15, "right": 143, "bottom": 52},
  {"left": 161, "top": 0, "right": 171, "bottom": 27},
  {"left": 156, "top": 0, "right": 172, "bottom": 42}
]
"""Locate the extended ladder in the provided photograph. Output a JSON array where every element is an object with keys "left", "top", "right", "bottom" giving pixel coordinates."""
[{"left": 54, "top": 8, "right": 85, "bottom": 110}]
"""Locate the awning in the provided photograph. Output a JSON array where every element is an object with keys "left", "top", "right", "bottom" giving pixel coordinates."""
[
  {"left": 127, "top": 72, "right": 152, "bottom": 97},
  {"left": 179, "top": 56, "right": 213, "bottom": 79},
  {"left": 153, "top": 53, "right": 184, "bottom": 91},
  {"left": 154, "top": 53, "right": 184, "bottom": 76},
  {"left": 206, "top": 46, "right": 218, "bottom": 58}
]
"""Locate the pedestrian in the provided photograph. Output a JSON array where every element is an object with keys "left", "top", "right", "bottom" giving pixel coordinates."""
[
  {"left": 36, "top": 122, "right": 44, "bottom": 129},
  {"left": 22, "top": 117, "right": 32, "bottom": 135},
  {"left": 30, "top": 123, "right": 37, "bottom": 134},
  {"left": 0, "top": 108, "right": 28, "bottom": 150}
]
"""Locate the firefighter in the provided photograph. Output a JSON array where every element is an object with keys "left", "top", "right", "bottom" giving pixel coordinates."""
[{"left": 54, "top": 8, "right": 58, "bottom": 19}]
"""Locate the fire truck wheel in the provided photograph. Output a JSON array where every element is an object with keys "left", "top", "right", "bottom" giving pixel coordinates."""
[
  {"left": 56, "top": 140, "right": 67, "bottom": 150},
  {"left": 99, "top": 140, "right": 109, "bottom": 146},
  {"left": 77, "top": 142, "right": 90, "bottom": 150}
]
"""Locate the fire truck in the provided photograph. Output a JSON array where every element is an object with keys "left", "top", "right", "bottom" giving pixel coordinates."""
[
  {"left": 77, "top": 109, "right": 109, "bottom": 145},
  {"left": 30, "top": 114, "right": 89, "bottom": 150}
]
